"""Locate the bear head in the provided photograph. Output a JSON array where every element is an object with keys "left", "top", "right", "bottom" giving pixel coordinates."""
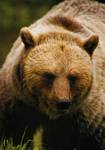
[{"left": 18, "top": 15, "right": 99, "bottom": 119}]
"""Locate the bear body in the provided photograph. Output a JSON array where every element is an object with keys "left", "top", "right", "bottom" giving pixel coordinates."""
[{"left": 1, "top": 0, "right": 105, "bottom": 149}]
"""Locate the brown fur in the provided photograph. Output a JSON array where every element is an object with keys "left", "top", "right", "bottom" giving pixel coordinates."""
[{"left": 0, "top": 0, "right": 105, "bottom": 150}]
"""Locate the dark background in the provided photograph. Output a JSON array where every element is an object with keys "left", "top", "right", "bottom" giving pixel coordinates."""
[{"left": 0, "top": 0, "right": 62, "bottom": 66}]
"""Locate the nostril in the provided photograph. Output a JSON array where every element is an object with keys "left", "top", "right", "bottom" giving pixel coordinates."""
[{"left": 56, "top": 101, "right": 71, "bottom": 110}]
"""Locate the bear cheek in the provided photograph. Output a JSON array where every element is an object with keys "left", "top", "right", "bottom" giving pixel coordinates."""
[
  {"left": 32, "top": 80, "right": 52, "bottom": 100},
  {"left": 25, "top": 75, "right": 43, "bottom": 97},
  {"left": 75, "top": 75, "right": 92, "bottom": 100}
]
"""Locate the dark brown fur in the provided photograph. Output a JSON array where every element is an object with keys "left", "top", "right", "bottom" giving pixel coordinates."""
[{"left": 0, "top": 0, "right": 105, "bottom": 150}]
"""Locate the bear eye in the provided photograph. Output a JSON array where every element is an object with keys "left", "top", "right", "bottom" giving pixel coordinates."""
[
  {"left": 68, "top": 75, "right": 78, "bottom": 85},
  {"left": 43, "top": 72, "right": 55, "bottom": 81}
]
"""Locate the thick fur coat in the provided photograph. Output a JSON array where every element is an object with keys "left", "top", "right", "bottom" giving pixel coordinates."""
[{"left": 0, "top": 0, "right": 105, "bottom": 150}]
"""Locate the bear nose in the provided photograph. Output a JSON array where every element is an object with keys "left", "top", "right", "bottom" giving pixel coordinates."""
[{"left": 56, "top": 101, "right": 71, "bottom": 110}]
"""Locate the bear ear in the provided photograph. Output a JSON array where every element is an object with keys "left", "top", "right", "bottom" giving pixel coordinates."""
[
  {"left": 20, "top": 27, "right": 35, "bottom": 48},
  {"left": 83, "top": 35, "right": 99, "bottom": 55}
]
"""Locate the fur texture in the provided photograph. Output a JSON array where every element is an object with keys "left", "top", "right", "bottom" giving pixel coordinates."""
[{"left": 0, "top": 0, "right": 105, "bottom": 150}]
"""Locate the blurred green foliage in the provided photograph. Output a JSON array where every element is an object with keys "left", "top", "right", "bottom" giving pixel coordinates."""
[
  {"left": 0, "top": 0, "right": 62, "bottom": 66},
  {"left": 0, "top": 139, "right": 32, "bottom": 150}
]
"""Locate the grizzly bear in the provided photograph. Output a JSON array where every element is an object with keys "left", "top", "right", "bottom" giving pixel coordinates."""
[{"left": 1, "top": 0, "right": 105, "bottom": 149}]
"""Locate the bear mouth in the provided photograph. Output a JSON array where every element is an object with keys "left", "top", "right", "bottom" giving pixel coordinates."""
[{"left": 40, "top": 100, "right": 75, "bottom": 119}]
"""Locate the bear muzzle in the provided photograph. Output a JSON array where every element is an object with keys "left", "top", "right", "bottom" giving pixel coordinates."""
[{"left": 53, "top": 76, "right": 71, "bottom": 100}]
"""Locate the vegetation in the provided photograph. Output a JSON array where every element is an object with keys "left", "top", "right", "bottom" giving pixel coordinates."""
[
  {"left": 0, "top": 139, "right": 32, "bottom": 150},
  {"left": 0, "top": 0, "right": 62, "bottom": 66}
]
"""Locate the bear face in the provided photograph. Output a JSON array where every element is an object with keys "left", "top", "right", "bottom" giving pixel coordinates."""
[{"left": 19, "top": 16, "right": 99, "bottom": 119}]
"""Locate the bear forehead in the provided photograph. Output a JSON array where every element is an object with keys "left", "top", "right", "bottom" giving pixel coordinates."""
[
  {"left": 26, "top": 39, "right": 83, "bottom": 62},
  {"left": 27, "top": 31, "right": 82, "bottom": 56},
  {"left": 26, "top": 31, "right": 89, "bottom": 61},
  {"left": 23, "top": 36, "right": 91, "bottom": 76}
]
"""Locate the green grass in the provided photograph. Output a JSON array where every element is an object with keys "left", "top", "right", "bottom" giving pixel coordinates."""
[{"left": 0, "top": 139, "right": 32, "bottom": 150}]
